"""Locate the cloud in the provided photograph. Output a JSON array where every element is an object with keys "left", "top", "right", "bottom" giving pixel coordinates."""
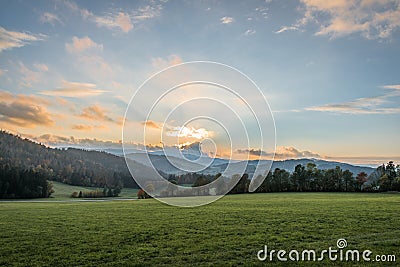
[
  {"left": 66, "top": 36, "right": 103, "bottom": 54},
  {"left": 244, "top": 29, "right": 256, "bottom": 36},
  {"left": 275, "top": 26, "right": 298, "bottom": 34},
  {"left": 221, "top": 16, "right": 234, "bottom": 24},
  {"left": 133, "top": 4, "right": 163, "bottom": 20},
  {"left": 18, "top": 62, "right": 41, "bottom": 87},
  {"left": 63, "top": 1, "right": 162, "bottom": 33},
  {"left": 0, "top": 91, "right": 54, "bottom": 128},
  {"left": 79, "top": 55, "right": 113, "bottom": 77},
  {"left": 18, "top": 62, "right": 48, "bottom": 87},
  {"left": 40, "top": 80, "right": 107, "bottom": 98},
  {"left": 306, "top": 85, "right": 400, "bottom": 114},
  {"left": 151, "top": 54, "right": 183, "bottom": 70},
  {"left": 28, "top": 133, "right": 121, "bottom": 148},
  {"left": 71, "top": 124, "right": 106, "bottom": 131},
  {"left": 307, "top": 104, "right": 400, "bottom": 114},
  {"left": 40, "top": 12, "right": 63, "bottom": 25},
  {"left": 0, "top": 26, "right": 46, "bottom": 52},
  {"left": 236, "top": 146, "right": 321, "bottom": 159},
  {"left": 63, "top": 0, "right": 93, "bottom": 19},
  {"left": 141, "top": 120, "right": 161, "bottom": 129},
  {"left": 236, "top": 148, "right": 269, "bottom": 156},
  {"left": 65, "top": 37, "right": 113, "bottom": 80},
  {"left": 78, "top": 105, "right": 117, "bottom": 123},
  {"left": 382, "top": 84, "right": 400, "bottom": 90},
  {"left": 95, "top": 12, "right": 133, "bottom": 33},
  {"left": 33, "top": 63, "right": 49, "bottom": 72},
  {"left": 278, "top": 0, "right": 400, "bottom": 39},
  {"left": 65, "top": 36, "right": 113, "bottom": 79},
  {"left": 274, "top": 146, "right": 321, "bottom": 159},
  {"left": 166, "top": 126, "right": 211, "bottom": 139}
]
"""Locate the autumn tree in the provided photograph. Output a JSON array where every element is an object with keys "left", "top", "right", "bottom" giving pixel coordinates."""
[{"left": 355, "top": 172, "right": 368, "bottom": 191}]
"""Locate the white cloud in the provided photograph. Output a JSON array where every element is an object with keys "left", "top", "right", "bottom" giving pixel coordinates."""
[
  {"left": 221, "top": 16, "right": 234, "bottom": 24},
  {"left": 244, "top": 29, "right": 256, "bottom": 36},
  {"left": 167, "top": 126, "right": 211, "bottom": 139},
  {"left": 382, "top": 84, "right": 400, "bottom": 90},
  {"left": 306, "top": 85, "right": 400, "bottom": 114},
  {"left": 40, "top": 80, "right": 107, "bottom": 97},
  {"left": 133, "top": 4, "right": 163, "bottom": 21},
  {"left": 275, "top": 26, "right": 298, "bottom": 34},
  {"left": 0, "top": 26, "right": 46, "bottom": 52},
  {"left": 40, "top": 12, "right": 63, "bottom": 25},
  {"left": 278, "top": 0, "right": 400, "bottom": 39},
  {"left": 65, "top": 36, "right": 103, "bottom": 54}
]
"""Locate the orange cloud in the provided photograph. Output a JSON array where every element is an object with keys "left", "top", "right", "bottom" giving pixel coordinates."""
[
  {"left": 95, "top": 12, "right": 133, "bottom": 33},
  {"left": 0, "top": 91, "right": 54, "bottom": 128},
  {"left": 72, "top": 124, "right": 107, "bottom": 131},
  {"left": 65, "top": 36, "right": 103, "bottom": 54},
  {"left": 78, "top": 104, "right": 118, "bottom": 123},
  {"left": 40, "top": 80, "right": 107, "bottom": 98},
  {"left": 141, "top": 120, "right": 161, "bottom": 129},
  {"left": 0, "top": 26, "right": 46, "bottom": 52}
]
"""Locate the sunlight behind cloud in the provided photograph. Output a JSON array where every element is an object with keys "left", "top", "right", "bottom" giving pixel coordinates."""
[{"left": 166, "top": 126, "right": 211, "bottom": 140}]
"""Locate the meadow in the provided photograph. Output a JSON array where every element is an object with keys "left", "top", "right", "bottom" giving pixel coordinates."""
[
  {"left": 50, "top": 182, "right": 139, "bottom": 199},
  {"left": 0, "top": 193, "right": 399, "bottom": 266}
]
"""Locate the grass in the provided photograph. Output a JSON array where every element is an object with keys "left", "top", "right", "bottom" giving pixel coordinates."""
[
  {"left": 50, "top": 182, "right": 139, "bottom": 199},
  {"left": 0, "top": 193, "right": 399, "bottom": 266}
]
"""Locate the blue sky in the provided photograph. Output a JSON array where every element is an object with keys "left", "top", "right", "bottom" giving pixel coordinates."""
[{"left": 0, "top": 0, "right": 399, "bottom": 165}]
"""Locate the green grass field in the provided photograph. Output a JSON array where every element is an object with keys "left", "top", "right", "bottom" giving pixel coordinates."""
[
  {"left": 50, "top": 182, "right": 139, "bottom": 199},
  {"left": 0, "top": 193, "right": 399, "bottom": 266}
]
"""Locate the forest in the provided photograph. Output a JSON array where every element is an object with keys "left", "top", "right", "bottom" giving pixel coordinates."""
[{"left": 0, "top": 131, "right": 138, "bottom": 198}]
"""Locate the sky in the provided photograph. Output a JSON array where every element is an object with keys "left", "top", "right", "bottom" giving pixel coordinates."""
[{"left": 0, "top": 0, "right": 399, "bottom": 165}]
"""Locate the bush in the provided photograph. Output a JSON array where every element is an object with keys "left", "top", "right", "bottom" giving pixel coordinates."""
[{"left": 137, "top": 189, "right": 151, "bottom": 199}]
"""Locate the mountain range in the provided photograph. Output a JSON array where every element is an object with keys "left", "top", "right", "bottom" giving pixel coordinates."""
[{"left": 91, "top": 142, "right": 375, "bottom": 176}]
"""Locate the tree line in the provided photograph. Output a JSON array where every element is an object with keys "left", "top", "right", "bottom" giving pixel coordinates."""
[{"left": 160, "top": 161, "right": 399, "bottom": 196}]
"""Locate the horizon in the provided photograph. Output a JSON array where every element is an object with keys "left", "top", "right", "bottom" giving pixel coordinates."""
[
  {"left": 1, "top": 0, "right": 400, "bottom": 166},
  {"left": 2, "top": 129, "right": 396, "bottom": 168}
]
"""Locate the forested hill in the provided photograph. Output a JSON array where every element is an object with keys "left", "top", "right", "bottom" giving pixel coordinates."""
[{"left": 0, "top": 131, "right": 138, "bottom": 189}]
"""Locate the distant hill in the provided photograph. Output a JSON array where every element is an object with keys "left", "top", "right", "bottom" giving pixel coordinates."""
[{"left": 125, "top": 152, "right": 374, "bottom": 177}]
